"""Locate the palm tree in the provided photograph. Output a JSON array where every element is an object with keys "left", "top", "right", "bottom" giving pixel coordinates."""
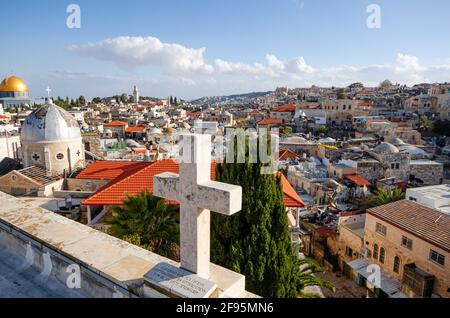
[
  {"left": 297, "top": 258, "right": 335, "bottom": 297},
  {"left": 363, "top": 188, "right": 405, "bottom": 209},
  {"left": 106, "top": 191, "right": 180, "bottom": 260},
  {"left": 418, "top": 115, "right": 430, "bottom": 131}
]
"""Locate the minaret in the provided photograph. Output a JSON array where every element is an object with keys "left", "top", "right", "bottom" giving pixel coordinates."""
[{"left": 133, "top": 85, "right": 140, "bottom": 104}]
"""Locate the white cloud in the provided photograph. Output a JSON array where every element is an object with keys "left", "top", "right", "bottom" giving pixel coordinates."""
[
  {"left": 395, "top": 53, "right": 425, "bottom": 72},
  {"left": 216, "top": 54, "right": 314, "bottom": 78},
  {"left": 265, "top": 54, "right": 285, "bottom": 71},
  {"left": 215, "top": 59, "right": 264, "bottom": 75},
  {"left": 215, "top": 53, "right": 449, "bottom": 87},
  {"left": 67, "top": 36, "right": 214, "bottom": 74},
  {"left": 65, "top": 36, "right": 450, "bottom": 97}
]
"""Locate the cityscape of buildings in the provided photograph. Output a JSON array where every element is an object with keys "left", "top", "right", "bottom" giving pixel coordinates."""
[{"left": 0, "top": 73, "right": 449, "bottom": 299}]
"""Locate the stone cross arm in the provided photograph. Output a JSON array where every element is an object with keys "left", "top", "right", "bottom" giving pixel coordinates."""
[{"left": 153, "top": 172, "right": 242, "bottom": 215}]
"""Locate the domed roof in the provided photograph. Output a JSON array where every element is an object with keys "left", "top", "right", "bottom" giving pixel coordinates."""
[
  {"left": 21, "top": 99, "right": 81, "bottom": 142},
  {"left": 0, "top": 75, "right": 28, "bottom": 92},
  {"left": 392, "top": 138, "right": 406, "bottom": 146},
  {"left": 373, "top": 142, "right": 399, "bottom": 154}
]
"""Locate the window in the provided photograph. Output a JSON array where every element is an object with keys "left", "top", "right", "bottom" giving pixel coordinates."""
[
  {"left": 395, "top": 163, "right": 400, "bottom": 169},
  {"left": 379, "top": 247, "right": 386, "bottom": 264},
  {"left": 56, "top": 153, "right": 64, "bottom": 160},
  {"left": 391, "top": 163, "right": 395, "bottom": 169},
  {"left": 345, "top": 246, "right": 353, "bottom": 258},
  {"left": 429, "top": 250, "right": 445, "bottom": 266},
  {"left": 373, "top": 244, "right": 379, "bottom": 259},
  {"left": 401, "top": 236, "right": 413, "bottom": 250},
  {"left": 393, "top": 256, "right": 400, "bottom": 273},
  {"left": 376, "top": 222, "right": 387, "bottom": 236},
  {"left": 343, "top": 105, "right": 346, "bottom": 110}
]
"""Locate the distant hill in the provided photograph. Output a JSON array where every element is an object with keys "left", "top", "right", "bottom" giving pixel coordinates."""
[{"left": 191, "top": 91, "right": 272, "bottom": 104}]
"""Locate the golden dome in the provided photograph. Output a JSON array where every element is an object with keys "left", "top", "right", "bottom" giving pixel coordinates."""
[{"left": 0, "top": 76, "right": 28, "bottom": 92}]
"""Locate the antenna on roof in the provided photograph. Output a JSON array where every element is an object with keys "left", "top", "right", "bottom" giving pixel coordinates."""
[{"left": 434, "top": 215, "right": 443, "bottom": 224}]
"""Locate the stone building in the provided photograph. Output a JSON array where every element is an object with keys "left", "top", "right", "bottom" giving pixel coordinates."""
[
  {"left": 369, "top": 142, "right": 410, "bottom": 181},
  {"left": 409, "top": 160, "right": 444, "bottom": 185},
  {"left": 364, "top": 200, "right": 449, "bottom": 298},
  {"left": 20, "top": 99, "right": 85, "bottom": 176}
]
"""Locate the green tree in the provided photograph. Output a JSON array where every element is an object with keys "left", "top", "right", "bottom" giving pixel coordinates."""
[
  {"left": 318, "top": 126, "right": 328, "bottom": 135},
  {"left": 120, "top": 93, "right": 129, "bottom": 103},
  {"left": 106, "top": 191, "right": 180, "bottom": 260},
  {"left": 280, "top": 126, "right": 293, "bottom": 137},
  {"left": 433, "top": 120, "right": 450, "bottom": 136},
  {"left": 297, "top": 258, "right": 335, "bottom": 297},
  {"left": 363, "top": 188, "right": 405, "bottom": 209},
  {"left": 78, "top": 95, "right": 86, "bottom": 106},
  {"left": 418, "top": 115, "right": 430, "bottom": 131},
  {"left": 211, "top": 132, "right": 301, "bottom": 297}
]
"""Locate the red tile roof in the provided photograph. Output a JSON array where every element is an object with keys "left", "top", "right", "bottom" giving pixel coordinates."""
[
  {"left": 345, "top": 174, "right": 370, "bottom": 186},
  {"left": 132, "top": 148, "right": 148, "bottom": 155},
  {"left": 272, "top": 104, "right": 296, "bottom": 112},
  {"left": 81, "top": 160, "right": 304, "bottom": 208},
  {"left": 279, "top": 148, "right": 299, "bottom": 161},
  {"left": 187, "top": 111, "right": 203, "bottom": 116},
  {"left": 104, "top": 121, "right": 128, "bottom": 127},
  {"left": 82, "top": 160, "right": 216, "bottom": 206},
  {"left": 125, "top": 125, "right": 146, "bottom": 133},
  {"left": 368, "top": 200, "right": 450, "bottom": 252},
  {"left": 257, "top": 118, "right": 283, "bottom": 125},
  {"left": 277, "top": 172, "right": 305, "bottom": 208},
  {"left": 0, "top": 114, "right": 9, "bottom": 119},
  {"left": 76, "top": 161, "right": 150, "bottom": 180}
]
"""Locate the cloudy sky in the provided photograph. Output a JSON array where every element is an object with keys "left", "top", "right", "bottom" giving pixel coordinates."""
[{"left": 1, "top": 0, "right": 450, "bottom": 99}]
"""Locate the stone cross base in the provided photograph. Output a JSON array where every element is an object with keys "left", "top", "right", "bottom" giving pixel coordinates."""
[{"left": 143, "top": 262, "right": 246, "bottom": 298}]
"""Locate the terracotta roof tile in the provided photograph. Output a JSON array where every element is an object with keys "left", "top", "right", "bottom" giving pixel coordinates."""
[
  {"left": 279, "top": 148, "right": 299, "bottom": 161},
  {"left": 76, "top": 161, "right": 149, "bottom": 180},
  {"left": 368, "top": 200, "right": 450, "bottom": 252},
  {"left": 272, "top": 104, "right": 296, "bottom": 112},
  {"left": 82, "top": 160, "right": 216, "bottom": 206},
  {"left": 257, "top": 118, "right": 283, "bottom": 125},
  {"left": 81, "top": 160, "right": 304, "bottom": 208},
  {"left": 104, "top": 121, "right": 128, "bottom": 127},
  {"left": 277, "top": 172, "right": 305, "bottom": 208},
  {"left": 345, "top": 174, "right": 370, "bottom": 186},
  {"left": 125, "top": 125, "right": 146, "bottom": 133}
]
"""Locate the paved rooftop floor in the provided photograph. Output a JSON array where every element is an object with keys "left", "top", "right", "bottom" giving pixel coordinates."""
[{"left": 0, "top": 247, "right": 84, "bottom": 298}]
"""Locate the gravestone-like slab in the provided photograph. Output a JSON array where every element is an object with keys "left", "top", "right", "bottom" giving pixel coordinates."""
[{"left": 144, "top": 262, "right": 217, "bottom": 298}]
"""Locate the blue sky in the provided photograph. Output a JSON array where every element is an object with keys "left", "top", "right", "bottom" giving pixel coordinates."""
[{"left": 1, "top": 0, "right": 449, "bottom": 99}]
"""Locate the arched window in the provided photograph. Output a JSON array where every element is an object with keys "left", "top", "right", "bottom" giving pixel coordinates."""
[
  {"left": 393, "top": 256, "right": 400, "bottom": 273},
  {"left": 373, "top": 244, "right": 379, "bottom": 259},
  {"left": 380, "top": 247, "right": 386, "bottom": 264}
]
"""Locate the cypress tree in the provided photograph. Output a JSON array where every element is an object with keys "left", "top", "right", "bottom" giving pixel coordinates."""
[{"left": 211, "top": 132, "right": 300, "bottom": 297}]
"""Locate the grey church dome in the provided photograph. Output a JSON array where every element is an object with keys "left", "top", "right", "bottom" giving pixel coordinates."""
[
  {"left": 373, "top": 142, "right": 399, "bottom": 154},
  {"left": 21, "top": 99, "right": 81, "bottom": 142}
]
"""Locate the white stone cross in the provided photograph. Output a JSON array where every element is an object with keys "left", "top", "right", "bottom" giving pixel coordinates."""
[
  {"left": 153, "top": 134, "right": 242, "bottom": 279},
  {"left": 45, "top": 86, "right": 52, "bottom": 98}
]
